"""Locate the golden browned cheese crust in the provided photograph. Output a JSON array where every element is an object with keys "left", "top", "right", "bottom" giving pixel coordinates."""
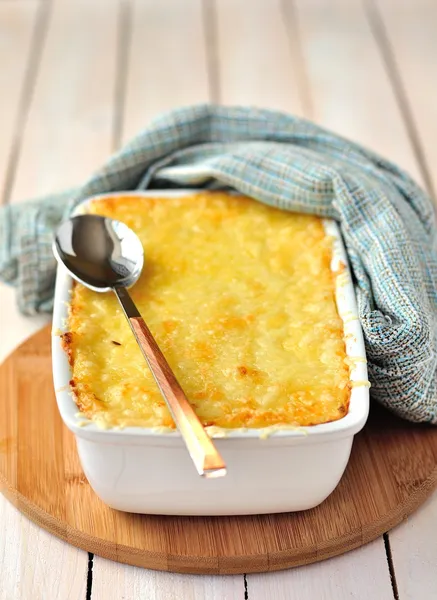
[{"left": 64, "top": 192, "right": 350, "bottom": 430}]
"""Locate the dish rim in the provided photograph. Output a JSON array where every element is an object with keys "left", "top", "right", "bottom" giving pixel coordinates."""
[{"left": 51, "top": 189, "right": 370, "bottom": 442}]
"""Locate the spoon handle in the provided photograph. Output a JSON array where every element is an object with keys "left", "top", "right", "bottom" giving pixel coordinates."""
[{"left": 114, "top": 286, "right": 227, "bottom": 478}]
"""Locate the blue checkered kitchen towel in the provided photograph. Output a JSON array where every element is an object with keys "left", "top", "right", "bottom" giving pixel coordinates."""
[{"left": 0, "top": 105, "right": 436, "bottom": 423}]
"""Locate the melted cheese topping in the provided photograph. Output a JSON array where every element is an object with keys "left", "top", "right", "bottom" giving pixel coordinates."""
[{"left": 64, "top": 192, "right": 350, "bottom": 430}]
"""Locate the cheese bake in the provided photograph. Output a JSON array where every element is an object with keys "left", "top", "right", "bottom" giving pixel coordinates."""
[{"left": 62, "top": 191, "right": 351, "bottom": 430}]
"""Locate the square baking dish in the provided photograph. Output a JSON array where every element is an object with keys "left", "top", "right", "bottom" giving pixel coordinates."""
[{"left": 52, "top": 190, "right": 369, "bottom": 516}]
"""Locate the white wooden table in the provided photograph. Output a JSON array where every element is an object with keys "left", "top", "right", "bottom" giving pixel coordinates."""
[{"left": 1, "top": 0, "right": 436, "bottom": 598}]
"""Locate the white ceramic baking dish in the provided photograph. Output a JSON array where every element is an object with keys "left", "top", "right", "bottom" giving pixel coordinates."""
[{"left": 51, "top": 190, "right": 369, "bottom": 516}]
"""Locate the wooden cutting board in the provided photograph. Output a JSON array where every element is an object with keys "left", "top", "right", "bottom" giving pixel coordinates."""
[{"left": 1, "top": 325, "right": 437, "bottom": 575}]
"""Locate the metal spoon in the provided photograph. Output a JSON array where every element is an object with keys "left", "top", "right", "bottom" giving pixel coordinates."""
[{"left": 53, "top": 213, "right": 227, "bottom": 479}]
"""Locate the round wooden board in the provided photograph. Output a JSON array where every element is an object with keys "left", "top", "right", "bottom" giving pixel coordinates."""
[{"left": 1, "top": 326, "right": 437, "bottom": 575}]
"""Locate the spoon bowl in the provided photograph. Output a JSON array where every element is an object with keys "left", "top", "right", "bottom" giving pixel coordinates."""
[
  {"left": 53, "top": 213, "right": 227, "bottom": 479},
  {"left": 53, "top": 214, "right": 144, "bottom": 292}
]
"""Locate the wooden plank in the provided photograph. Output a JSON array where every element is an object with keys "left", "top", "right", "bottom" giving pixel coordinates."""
[
  {"left": 389, "top": 491, "right": 437, "bottom": 600},
  {"left": 291, "top": 0, "right": 424, "bottom": 187},
  {"left": 215, "top": 0, "right": 306, "bottom": 114},
  {"left": 248, "top": 540, "right": 393, "bottom": 600},
  {"left": 10, "top": 0, "right": 118, "bottom": 202},
  {"left": 370, "top": 0, "right": 437, "bottom": 199},
  {"left": 92, "top": 558, "right": 244, "bottom": 600},
  {"left": 0, "top": 6, "right": 55, "bottom": 596},
  {"left": 121, "top": 0, "right": 210, "bottom": 145},
  {"left": 0, "top": 468, "right": 87, "bottom": 600},
  {"left": 0, "top": 2, "right": 48, "bottom": 358},
  {"left": 0, "top": 7, "right": 56, "bottom": 597},
  {"left": 1, "top": 0, "right": 120, "bottom": 597},
  {"left": 0, "top": 1, "right": 38, "bottom": 201},
  {"left": 0, "top": 285, "right": 49, "bottom": 363}
]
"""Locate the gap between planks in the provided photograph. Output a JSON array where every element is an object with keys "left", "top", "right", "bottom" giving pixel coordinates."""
[
  {"left": 383, "top": 533, "right": 400, "bottom": 600},
  {"left": 364, "top": 0, "right": 435, "bottom": 199},
  {"left": 86, "top": 553, "right": 94, "bottom": 600},
  {"left": 112, "top": 0, "right": 132, "bottom": 152},
  {"left": 202, "top": 0, "right": 220, "bottom": 103}
]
